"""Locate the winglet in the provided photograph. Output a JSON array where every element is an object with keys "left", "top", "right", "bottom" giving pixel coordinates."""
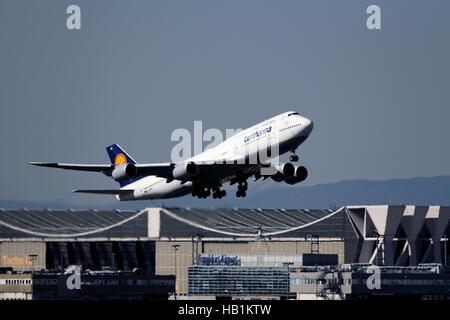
[{"left": 29, "top": 162, "right": 59, "bottom": 168}]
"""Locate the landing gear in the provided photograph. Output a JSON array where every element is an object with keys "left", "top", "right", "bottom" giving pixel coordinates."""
[
  {"left": 212, "top": 188, "right": 226, "bottom": 199},
  {"left": 199, "top": 188, "right": 210, "bottom": 199},
  {"left": 236, "top": 190, "right": 246, "bottom": 197},
  {"left": 289, "top": 149, "right": 299, "bottom": 162},
  {"left": 192, "top": 187, "right": 210, "bottom": 199},
  {"left": 192, "top": 185, "right": 226, "bottom": 199},
  {"left": 236, "top": 181, "right": 248, "bottom": 198}
]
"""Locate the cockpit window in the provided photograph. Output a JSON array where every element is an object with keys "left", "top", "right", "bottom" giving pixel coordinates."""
[{"left": 287, "top": 112, "right": 299, "bottom": 117}]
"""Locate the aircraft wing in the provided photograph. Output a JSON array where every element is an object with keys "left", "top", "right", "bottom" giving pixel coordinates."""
[
  {"left": 30, "top": 161, "right": 266, "bottom": 182},
  {"left": 29, "top": 162, "right": 113, "bottom": 172},
  {"left": 136, "top": 162, "right": 254, "bottom": 176},
  {"left": 72, "top": 189, "right": 133, "bottom": 195},
  {"left": 138, "top": 161, "right": 263, "bottom": 177},
  {"left": 29, "top": 161, "right": 173, "bottom": 175},
  {"left": 135, "top": 163, "right": 174, "bottom": 177}
]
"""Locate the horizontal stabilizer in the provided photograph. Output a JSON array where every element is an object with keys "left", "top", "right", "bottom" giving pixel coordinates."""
[
  {"left": 72, "top": 189, "right": 133, "bottom": 195},
  {"left": 29, "top": 162, "right": 112, "bottom": 172}
]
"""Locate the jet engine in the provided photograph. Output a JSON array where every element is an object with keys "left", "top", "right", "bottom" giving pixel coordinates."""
[
  {"left": 112, "top": 163, "right": 137, "bottom": 181},
  {"left": 276, "top": 163, "right": 295, "bottom": 176},
  {"left": 284, "top": 166, "right": 308, "bottom": 185},
  {"left": 270, "top": 163, "right": 295, "bottom": 182},
  {"left": 270, "top": 164, "right": 308, "bottom": 184},
  {"left": 172, "top": 162, "right": 199, "bottom": 180}
]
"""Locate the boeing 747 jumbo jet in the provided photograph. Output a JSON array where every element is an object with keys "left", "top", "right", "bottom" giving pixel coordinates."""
[{"left": 30, "top": 111, "right": 313, "bottom": 200}]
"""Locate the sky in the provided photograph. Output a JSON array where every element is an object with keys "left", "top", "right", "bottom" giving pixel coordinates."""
[{"left": 1, "top": 1, "right": 450, "bottom": 206}]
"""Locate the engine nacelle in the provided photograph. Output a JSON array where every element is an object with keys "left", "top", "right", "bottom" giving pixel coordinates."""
[
  {"left": 285, "top": 166, "right": 308, "bottom": 185},
  {"left": 284, "top": 177, "right": 302, "bottom": 185},
  {"left": 112, "top": 163, "right": 137, "bottom": 181},
  {"left": 270, "top": 163, "right": 295, "bottom": 182},
  {"left": 275, "top": 163, "right": 295, "bottom": 177},
  {"left": 172, "top": 162, "right": 198, "bottom": 180},
  {"left": 293, "top": 165, "right": 308, "bottom": 181},
  {"left": 270, "top": 172, "right": 286, "bottom": 182}
]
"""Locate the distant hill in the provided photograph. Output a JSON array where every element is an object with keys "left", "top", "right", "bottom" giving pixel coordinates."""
[
  {"left": 242, "top": 176, "right": 450, "bottom": 209},
  {"left": 1, "top": 176, "right": 450, "bottom": 210}
]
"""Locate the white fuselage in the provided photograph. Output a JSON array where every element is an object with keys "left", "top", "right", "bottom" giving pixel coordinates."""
[{"left": 118, "top": 111, "right": 313, "bottom": 200}]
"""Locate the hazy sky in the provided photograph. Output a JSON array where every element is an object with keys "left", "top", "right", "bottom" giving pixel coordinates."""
[{"left": 1, "top": 1, "right": 450, "bottom": 206}]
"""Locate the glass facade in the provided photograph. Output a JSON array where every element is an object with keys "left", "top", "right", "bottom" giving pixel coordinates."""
[{"left": 188, "top": 266, "right": 289, "bottom": 297}]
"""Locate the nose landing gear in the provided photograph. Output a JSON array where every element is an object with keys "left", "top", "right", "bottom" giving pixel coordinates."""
[{"left": 289, "top": 149, "right": 299, "bottom": 162}]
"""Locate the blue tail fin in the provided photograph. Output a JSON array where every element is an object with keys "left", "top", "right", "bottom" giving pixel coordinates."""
[
  {"left": 106, "top": 144, "right": 141, "bottom": 187},
  {"left": 106, "top": 144, "right": 137, "bottom": 165}
]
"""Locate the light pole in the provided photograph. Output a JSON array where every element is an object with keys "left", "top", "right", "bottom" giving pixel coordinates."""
[
  {"left": 27, "top": 254, "right": 38, "bottom": 297},
  {"left": 283, "top": 262, "right": 294, "bottom": 300},
  {"left": 28, "top": 254, "right": 38, "bottom": 273},
  {"left": 112, "top": 252, "right": 116, "bottom": 271},
  {"left": 172, "top": 244, "right": 180, "bottom": 300},
  {"left": 444, "top": 233, "right": 447, "bottom": 267}
]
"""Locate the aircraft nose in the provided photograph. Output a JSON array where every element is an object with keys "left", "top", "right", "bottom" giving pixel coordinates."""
[
  {"left": 289, "top": 115, "right": 313, "bottom": 137},
  {"left": 302, "top": 117, "right": 314, "bottom": 136}
]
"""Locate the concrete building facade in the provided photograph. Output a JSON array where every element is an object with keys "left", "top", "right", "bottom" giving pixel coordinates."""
[{"left": 1, "top": 206, "right": 448, "bottom": 294}]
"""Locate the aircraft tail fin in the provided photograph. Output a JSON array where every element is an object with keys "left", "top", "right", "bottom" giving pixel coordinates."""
[
  {"left": 106, "top": 144, "right": 137, "bottom": 165},
  {"left": 106, "top": 144, "right": 143, "bottom": 187}
]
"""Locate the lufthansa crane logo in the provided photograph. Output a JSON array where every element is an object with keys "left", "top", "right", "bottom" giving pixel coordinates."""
[{"left": 114, "top": 153, "right": 127, "bottom": 165}]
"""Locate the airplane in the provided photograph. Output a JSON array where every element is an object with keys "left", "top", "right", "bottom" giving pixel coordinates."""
[{"left": 30, "top": 111, "right": 313, "bottom": 200}]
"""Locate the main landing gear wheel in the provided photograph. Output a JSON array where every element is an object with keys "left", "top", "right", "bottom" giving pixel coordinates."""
[
  {"left": 236, "top": 190, "right": 246, "bottom": 198},
  {"left": 238, "top": 184, "right": 248, "bottom": 192},
  {"left": 236, "top": 181, "right": 248, "bottom": 197},
  {"left": 192, "top": 187, "right": 211, "bottom": 199},
  {"left": 212, "top": 189, "right": 226, "bottom": 199}
]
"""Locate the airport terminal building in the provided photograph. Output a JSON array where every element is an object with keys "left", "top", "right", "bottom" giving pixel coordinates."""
[{"left": 0, "top": 205, "right": 449, "bottom": 299}]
